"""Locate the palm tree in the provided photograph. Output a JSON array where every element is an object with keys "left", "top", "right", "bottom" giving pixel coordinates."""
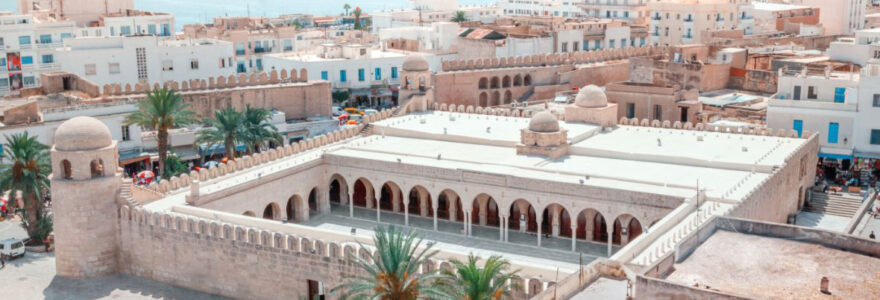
[
  {"left": 125, "top": 88, "right": 196, "bottom": 178},
  {"left": 241, "top": 105, "right": 282, "bottom": 154},
  {"left": 441, "top": 254, "right": 519, "bottom": 300},
  {"left": 0, "top": 132, "right": 50, "bottom": 242},
  {"left": 332, "top": 226, "right": 451, "bottom": 300},
  {"left": 196, "top": 107, "right": 245, "bottom": 160},
  {"left": 353, "top": 6, "right": 363, "bottom": 30},
  {"left": 451, "top": 11, "right": 468, "bottom": 23},
  {"left": 344, "top": 3, "right": 351, "bottom": 16}
]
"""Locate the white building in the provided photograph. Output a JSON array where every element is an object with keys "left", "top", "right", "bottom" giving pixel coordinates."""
[
  {"left": 55, "top": 35, "right": 235, "bottom": 87},
  {"left": 579, "top": 0, "right": 649, "bottom": 23},
  {"left": 499, "top": 0, "right": 586, "bottom": 18},
  {"left": 0, "top": 12, "right": 77, "bottom": 96},
  {"left": 827, "top": 28, "right": 880, "bottom": 67},
  {"left": 100, "top": 10, "right": 174, "bottom": 38},
  {"left": 378, "top": 22, "right": 461, "bottom": 52},
  {"left": 786, "top": 0, "right": 867, "bottom": 35}
]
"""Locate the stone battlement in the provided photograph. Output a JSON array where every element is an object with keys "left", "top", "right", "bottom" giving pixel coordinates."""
[
  {"left": 99, "top": 68, "right": 311, "bottom": 97},
  {"left": 441, "top": 46, "right": 672, "bottom": 72}
]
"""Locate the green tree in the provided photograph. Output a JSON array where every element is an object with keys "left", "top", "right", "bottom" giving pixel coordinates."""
[
  {"left": 125, "top": 88, "right": 197, "bottom": 178},
  {"left": 242, "top": 105, "right": 282, "bottom": 155},
  {"left": 163, "top": 151, "right": 188, "bottom": 178},
  {"left": 0, "top": 132, "right": 50, "bottom": 243},
  {"left": 344, "top": 3, "right": 351, "bottom": 16},
  {"left": 451, "top": 11, "right": 468, "bottom": 23},
  {"left": 441, "top": 254, "right": 519, "bottom": 300},
  {"left": 353, "top": 6, "right": 363, "bottom": 30},
  {"left": 196, "top": 107, "right": 245, "bottom": 160},
  {"left": 332, "top": 90, "right": 350, "bottom": 104},
  {"left": 332, "top": 226, "right": 451, "bottom": 300}
]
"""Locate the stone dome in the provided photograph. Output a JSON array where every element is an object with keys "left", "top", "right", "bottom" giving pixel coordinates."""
[
  {"left": 574, "top": 85, "right": 608, "bottom": 108},
  {"left": 54, "top": 116, "right": 113, "bottom": 151},
  {"left": 402, "top": 54, "right": 430, "bottom": 72},
  {"left": 528, "top": 111, "right": 560, "bottom": 133}
]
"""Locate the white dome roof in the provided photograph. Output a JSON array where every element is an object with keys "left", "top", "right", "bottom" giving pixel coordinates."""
[
  {"left": 574, "top": 85, "right": 608, "bottom": 108},
  {"left": 402, "top": 54, "right": 430, "bottom": 72},
  {"left": 54, "top": 116, "right": 113, "bottom": 151},
  {"left": 528, "top": 111, "right": 560, "bottom": 133}
]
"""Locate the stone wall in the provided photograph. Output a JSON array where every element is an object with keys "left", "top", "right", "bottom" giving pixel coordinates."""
[
  {"left": 441, "top": 45, "right": 670, "bottom": 72},
  {"left": 727, "top": 68, "right": 777, "bottom": 94},
  {"left": 634, "top": 275, "right": 751, "bottom": 300},
  {"left": 629, "top": 57, "right": 731, "bottom": 92}
]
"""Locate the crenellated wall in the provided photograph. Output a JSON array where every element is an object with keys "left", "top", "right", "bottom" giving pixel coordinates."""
[{"left": 441, "top": 46, "right": 672, "bottom": 72}]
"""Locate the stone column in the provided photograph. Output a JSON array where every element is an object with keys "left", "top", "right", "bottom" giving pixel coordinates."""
[
  {"left": 499, "top": 214, "right": 506, "bottom": 241},
  {"left": 462, "top": 211, "right": 469, "bottom": 235},
  {"left": 479, "top": 198, "right": 488, "bottom": 226},
  {"left": 571, "top": 224, "right": 578, "bottom": 252},
  {"left": 536, "top": 215, "right": 543, "bottom": 247},
  {"left": 448, "top": 194, "right": 458, "bottom": 222},
  {"left": 392, "top": 191, "right": 401, "bottom": 212},
  {"left": 503, "top": 217, "right": 509, "bottom": 242},
  {"left": 551, "top": 206, "right": 561, "bottom": 237},
  {"left": 420, "top": 190, "right": 429, "bottom": 217},
  {"left": 365, "top": 187, "right": 374, "bottom": 209},
  {"left": 518, "top": 205, "right": 528, "bottom": 233},
  {"left": 607, "top": 226, "right": 614, "bottom": 257},
  {"left": 349, "top": 191, "right": 354, "bottom": 218},
  {"left": 404, "top": 200, "right": 410, "bottom": 226},
  {"left": 433, "top": 204, "right": 438, "bottom": 231},
  {"left": 376, "top": 199, "right": 381, "bottom": 223}
]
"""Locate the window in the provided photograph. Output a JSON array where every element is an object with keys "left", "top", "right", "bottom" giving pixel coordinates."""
[
  {"left": 191, "top": 59, "right": 199, "bottom": 70},
  {"left": 21, "top": 56, "right": 33, "bottom": 65},
  {"left": 60, "top": 33, "right": 71, "bottom": 40},
  {"left": 375, "top": 67, "right": 381, "bottom": 80},
  {"left": 793, "top": 120, "right": 803, "bottom": 138},
  {"left": 828, "top": 122, "right": 839, "bottom": 144},
  {"left": 391, "top": 67, "right": 398, "bottom": 79},
  {"left": 161, "top": 24, "right": 171, "bottom": 36},
  {"left": 561, "top": 42, "right": 568, "bottom": 52},
  {"left": 162, "top": 60, "right": 173, "bottom": 71},
  {"left": 340, "top": 70, "right": 347, "bottom": 82},
  {"left": 834, "top": 87, "right": 846, "bottom": 103},
  {"left": 321, "top": 71, "right": 328, "bottom": 80},
  {"left": 626, "top": 103, "right": 635, "bottom": 118},
  {"left": 283, "top": 39, "right": 292, "bottom": 51},
  {"left": 39, "top": 34, "right": 51, "bottom": 44},
  {"left": 0, "top": 78, "right": 8, "bottom": 87},
  {"left": 0, "top": 58, "right": 5, "bottom": 66},
  {"left": 122, "top": 125, "right": 131, "bottom": 141},
  {"left": 358, "top": 68, "right": 365, "bottom": 81},
  {"left": 148, "top": 24, "right": 157, "bottom": 35},
  {"left": 120, "top": 26, "right": 132, "bottom": 36},
  {"left": 793, "top": 85, "right": 802, "bottom": 100},
  {"left": 23, "top": 76, "right": 35, "bottom": 86},
  {"left": 219, "top": 58, "right": 226, "bottom": 68},
  {"left": 872, "top": 129, "right": 880, "bottom": 145},
  {"left": 235, "top": 43, "right": 246, "bottom": 55},
  {"left": 85, "top": 63, "right": 96, "bottom": 75},
  {"left": 18, "top": 35, "right": 31, "bottom": 45},
  {"left": 807, "top": 86, "right": 817, "bottom": 99},
  {"left": 41, "top": 54, "right": 53, "bottom": 64},
  {"left": 108, "top": 63, "right": 120, "bottom": 74},
  {"left": 0, "top": 37, "right": 4, "bottom": 47},
  {"left": 873, "top": 94, "right": 880, "bottom": 107},
  {"left": 609, "top": 40, "right": 615, "bottom": 49}
]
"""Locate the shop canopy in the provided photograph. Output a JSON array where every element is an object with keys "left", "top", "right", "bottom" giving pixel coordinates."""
[
  {"left": 198, "top": 143, "right": 247, "bottom": 157},
  {"left": 818, "top": 152, "right": 853, "bottom": 160},
  {"left": 855, "top": 152, "right": 880, "bottom": 160}
]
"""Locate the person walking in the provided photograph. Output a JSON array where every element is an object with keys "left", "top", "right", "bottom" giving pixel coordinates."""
[
  {"left": 870, "top": 231, "right": 876, "bottom": 240},
  {"left": 1, "top": 253, "right": 5, "bottom": 269}
]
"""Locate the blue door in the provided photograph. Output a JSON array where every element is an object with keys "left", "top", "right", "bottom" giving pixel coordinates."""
[
  {"left": 828, "top": 122, "right": 839, "bottom": 144},
  {"left": 793, "top": 120, "right": 803, "bottom": 138},
  {"left": 834, "top": 87, "right": 846, "bottom": 103}
]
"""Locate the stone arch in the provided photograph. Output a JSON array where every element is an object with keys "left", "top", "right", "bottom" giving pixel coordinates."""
[
  {"left": 263, "top": 202, "right": 281, "bottom": 220},
  {"left": 379, "top": 181, "right": 403, "bottom": 212},
  {"left": 472, "top": 193, "right": 500, "bottom": 228},
  {"left": 407, "top": 185, "right": 433, "bottom": 218},
  {"left": 90, "top": 159, "right": 104, "bottom": 178},
  {"left": 307, "top": 187, "right": 320, "bottom": 215},
  {"left": 513, "top": 74, "right": 523, "bottom": 86},
  {"left": 615, "top": 213, "right": 643, "bottom": 246},
  {"left": 478, "top": 77, "right": 488, "bottom": 89},
  {"left": 541, "top": 203, "right": 572, "bottom": 237},
  {"left": 523, "top": 74, "right": 532, "bottom": 86},
  {"left": 508, "top": 199, "right": 537, "bottom": 233},
  {"left": 437, "top": 189, "right": 464, "bottom": 222},
  {"left": 352, "top": 177, "right": 374, "bottom": 208},
  {"left": 491, "top": 91, "right": 501, "bottom": 107},
  {"left": 287, "top": 194, "right": 308, "bottom": 222},
  {"left": 61, "top": 160, "right": 72, "bottom": 179},
  {"left": 576, "top": 208, "right": 606, "bottom": 242},
  {"left": 329, "top": 173, "right": 349, "bottom": 205},
  {"left": 479, "top": 92, "right": 489, "bottom": 107},
  {"left": 490, "top": 76, "right": 500, "bottom": 89},
  {"left": 299, "top": 69, "right": 308, "bottom": 81},
  {"left": 504, "top": 90, "right": 512, "bottom": 104},
  {"left": 502, "top": 75, "right": 511, "bottom": 88}
]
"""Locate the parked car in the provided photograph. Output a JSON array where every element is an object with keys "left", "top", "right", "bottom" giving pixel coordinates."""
[
  {"left": 332, "top": 106, "right": 344, "bottom": 116},
  {"left": 0, "top": 238, "right": 26, "bottom": 259},
  {"left": 363, "top": 109, "right": 379, "bottom": 116}
]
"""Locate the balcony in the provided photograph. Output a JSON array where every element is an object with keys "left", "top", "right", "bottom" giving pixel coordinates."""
[
  {"left": 235, "top": 49, "right": 246, "bottom": 56},
  {"left": 684, "top": 18, "right": 693, "bottom": 23},
  {"left": 253, "top": 47, "right": 273, "bottom": 54},
  {"left": 19, "top": 43, "right": 32, "bottom": 49},
  {"left": 38, "top": 63, "right": 58, "bottom": 70},
  {"left": 36, "top": 42, "right": 62, "bottom": 49},
  {"left": 769, "top": 94, "right": 857, "bottom": 112},
  {"left": 651, "top": 16, "right": 661, "bottom": 21}
]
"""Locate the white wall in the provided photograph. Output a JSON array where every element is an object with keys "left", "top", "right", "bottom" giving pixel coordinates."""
[{"left": 855, "top": 64, "right": 880, "bottom": 154}]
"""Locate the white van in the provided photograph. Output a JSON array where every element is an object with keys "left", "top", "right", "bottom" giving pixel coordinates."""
[{"left": 0, "top": 238, "right": 25, "bottom": 259}]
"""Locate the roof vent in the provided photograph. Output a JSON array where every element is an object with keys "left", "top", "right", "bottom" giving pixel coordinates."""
[{"left": 697, "top": 136, "right": 704, "bottom": 142}]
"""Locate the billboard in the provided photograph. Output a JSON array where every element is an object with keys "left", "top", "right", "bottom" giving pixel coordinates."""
[{"left": 6, "top": 52, "right": 21, "bottom": 72}]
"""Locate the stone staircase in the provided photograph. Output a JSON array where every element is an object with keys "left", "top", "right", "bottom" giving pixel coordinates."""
[
  {"left": 359, "top": 124, "right": 374, "bottom": 137},
  {"left": 518, "top": 88, "right": 535, "bottom": 103},
  {"left": 804, "top": 190, "right": 862, "bottom": 217}
]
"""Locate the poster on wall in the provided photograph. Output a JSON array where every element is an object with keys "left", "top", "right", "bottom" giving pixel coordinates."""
[
  {"left": 8, "top": 73, "right": 22, "bottom": 91},
  {"left": 6, "top": 52, "right": 21, "bottom": 72}
]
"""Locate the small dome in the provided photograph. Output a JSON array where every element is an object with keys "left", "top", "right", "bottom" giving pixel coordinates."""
[
  {"left": 54, "top": 116, "right": 113, "bottom": 151},
  {"left": 402, "top": 54, "right": 429, "bottom": 72},
  {"left": 528, "top": 111, "right": 560, "bottom": 133},
  {"left": 574, "top": 85, "right": 608, "bottom": 108}
]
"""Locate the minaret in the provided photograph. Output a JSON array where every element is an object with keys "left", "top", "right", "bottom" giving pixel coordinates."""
[{"left": 50, "top": 116, "right": 121, "bottom": 278}]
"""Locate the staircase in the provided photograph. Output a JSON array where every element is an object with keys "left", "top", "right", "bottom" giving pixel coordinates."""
[
  {"left": 359, "top": 124, "right": 374, "bottom": 137},
  {"left": 804, "top": 190, "right": 862, "bottom": 217},
  {"left": 117, "top": 181, "right": 133, "bottom": 203},
  {"left": 517, "top": 88, "right": 535, "bottom": 103}
]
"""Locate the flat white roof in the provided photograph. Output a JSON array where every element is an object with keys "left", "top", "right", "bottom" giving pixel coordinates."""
[{"left": 752, "top": 2, "right": 809, "bottom": 12}]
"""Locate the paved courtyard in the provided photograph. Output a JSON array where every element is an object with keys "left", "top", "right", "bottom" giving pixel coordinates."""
[
  {"left": 301, "top": 204, "right": 620, "bottom": 265},
  {"left": 1, "top": 252, "right": 226, "bottom": 300}
]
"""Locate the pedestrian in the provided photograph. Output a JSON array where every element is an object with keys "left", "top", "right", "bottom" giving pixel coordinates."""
[
  {"left": 1, "top": 253, "right": 5, "bottom": 269},
  {"left": 871, "top": 231, "right": 876, "bottom": 240}
]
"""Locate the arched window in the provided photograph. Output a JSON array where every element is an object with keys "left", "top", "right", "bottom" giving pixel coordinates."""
[
  {"left": 419, "top": 76, "right": 426, "bottom": 91},
  {"left": 524, "top": 74, "right": 532, "bottom": 86},
  {"left": 61, "top": 160, "right": 72, "bottom": 179},
  {"left": 478, "top": 77, "right": 488, "bottom": 89},
  {"left": 513, "top": 75, "right": 523, "bottom": 86},
  {"left": 490, "top": 77, "right": 500, "bottom": 89},
  {"left": 502, "top": 75, "right": 511, "bottom": 88},
  {"left": 90, "top": 159, "right": 104, "bottom": 178}
]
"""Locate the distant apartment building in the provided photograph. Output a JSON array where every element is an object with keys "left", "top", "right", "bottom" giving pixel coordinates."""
[
  {"left": 751, "top": 2, "right": 820, "bottom": 35},
  {"left": 647, "top": 0, "right": 755, "bottom": 45},
  {"left": 827, "top": 28, "right": 880, "bottom": 67},
  {"left": 55, "top": 35, "right": 235, "bottom": 87},
  {"left": 579, "top": 0, "right": 650, "bottom": 24},
  {"left": 371, "top": 6, "right": 501, "bottom": 33},
  {"left": 0, "top": 12, "right": 76, "bottom": 96},
  {"left": 18, "top": 0, "right": 134, "bottom": 26},
  {"left": 379, "top": 22, "right": 461, "bottom": 52},
  {"left": 499, "top": 0, "right": 587, "bottom": 18},
  {"left": 767, "top": 59, "right": 880, "bottom": 161},
  {"left": 184, "top": 16, "right": 373, "bottom": 73},
  {"left": 783, "top": 0, "right": 867, "bottom": 35},
  {"left": 99, "top": 10, "right": 174, "bottom": 37}
]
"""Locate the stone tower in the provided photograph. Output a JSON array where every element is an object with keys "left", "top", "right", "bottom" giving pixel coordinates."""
[
  {"left": 50, "top": 116, "right": 121, "bottom": 278},
  {"left": 399, "top": 53, "right": 434, "bottom": 112}
]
